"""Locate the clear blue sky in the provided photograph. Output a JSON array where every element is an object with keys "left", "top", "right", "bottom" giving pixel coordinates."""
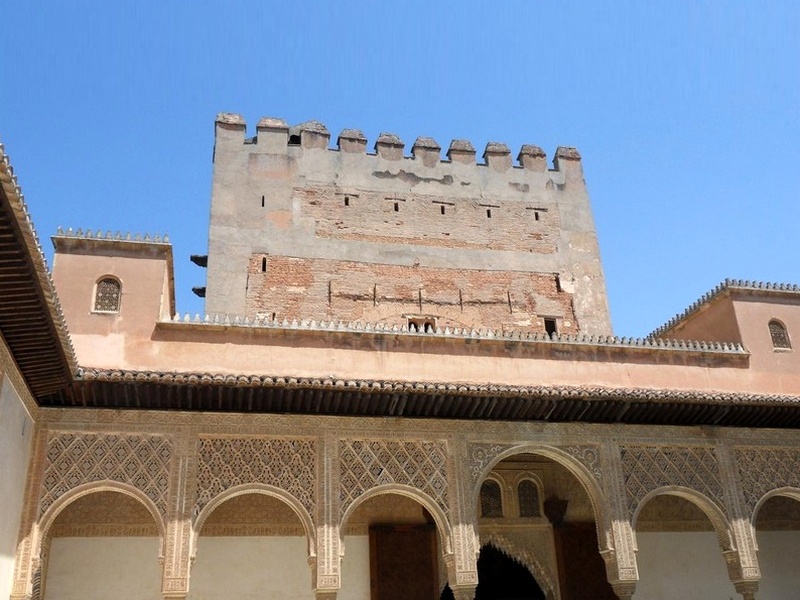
[{"left": 2, "top": 2, "right": 798, "bottom": 337}]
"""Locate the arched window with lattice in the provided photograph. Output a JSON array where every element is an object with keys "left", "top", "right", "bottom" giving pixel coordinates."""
[
  {"left": 479, "top": 479, "right": 503, "bottom": 518},
  {"left": 769, "top": 319, "right": 791, "bottom": 350},
  {"left": 94, "top": 277, "right": 121, "bottom": 312},
  {"left": 517, "top": 479, "right": 541, "bottom": 517}
]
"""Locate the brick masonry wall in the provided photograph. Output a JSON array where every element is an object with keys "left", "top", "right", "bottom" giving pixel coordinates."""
[{"left": 246, "top": 255, "right": 576, "bottom": 333}]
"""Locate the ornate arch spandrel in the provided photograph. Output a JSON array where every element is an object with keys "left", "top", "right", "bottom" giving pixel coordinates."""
[
  {"left": 194, "top": 437, "right": 317, "bottom": 522},
  {"left": 39, "top": 432, "right": 173, "bottom": 521},
  {"left": 338, "top": 439, "right": 450, "bottom": 521}
]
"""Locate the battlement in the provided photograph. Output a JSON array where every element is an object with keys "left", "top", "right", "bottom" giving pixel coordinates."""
[
  {"left": 206, "top": 113, "right": 611, "bottom": 336},
  {"left": 215, "top": 113, "right": 582, "bottom": 175}
]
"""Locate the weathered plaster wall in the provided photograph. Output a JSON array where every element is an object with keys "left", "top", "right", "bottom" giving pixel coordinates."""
[
  {"left": 635, "top": 532, "right": 737, "bottom": 599},
  {"left": 44, "top": 537, "right": 161, "bottom": 600},
  {"left": 0, "top": 376, "right": 33, "bottom": 600}
]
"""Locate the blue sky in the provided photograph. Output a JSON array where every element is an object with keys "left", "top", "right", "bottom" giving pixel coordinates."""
[{"left": 2, "top": 2, "right": 798, "bottom": 337}]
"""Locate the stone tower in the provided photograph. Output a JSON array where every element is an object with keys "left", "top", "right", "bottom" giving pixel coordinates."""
[{"left": 205, "top": 114, "right": 612, "bottom": 336}]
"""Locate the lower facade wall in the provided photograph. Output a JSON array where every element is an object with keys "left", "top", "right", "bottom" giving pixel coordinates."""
[
  {"left": 10, "top": 410, "right": 800, "bottom": 600},
  {"left": 752, "top": 531, "right": 800, "bottom": 600}
]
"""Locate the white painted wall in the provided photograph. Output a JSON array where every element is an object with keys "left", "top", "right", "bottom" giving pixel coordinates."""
[
  {"left": 755, "top": 530, "right": 800, "bottom": 600},
  {"left": 0, "top": 376, "right": 34, "bottom": 600},
  {"left": 635, "top": 532, "right": 737, "bottom": 600},
  {"left": 190, "top": 536, "right": 371, "bottom": 600},
  {"left": 340, "top": 536, "right": 370, "bottom": 600},
  {"left": 45, "top": 537, "right": 161, "bottom": 600},
  {"left": 191, "top": 537, "right": 314, "bottom": 600}
]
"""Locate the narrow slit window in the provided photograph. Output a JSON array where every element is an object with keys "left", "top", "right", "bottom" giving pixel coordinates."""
[
  {"left": 534, "top": 211, "right": 540, "bottom": 221},
  {"left": 394, "top": 202, "right": 399, "bottom": 212},
  {"left": 486, "top": 208, "right": 492, "bottom": 218},
  {"left": 440, "top": 205, "right": 446, "bottom": 215},
  {"left": 480, "top": 480, "right": 503, "bottom": 518},
  {"left": 94, "top": 277, "right": 121, "bottom": 312},
  {"left": 261, "top": 195, "right": 265, "bottom": 207},
  {"left": 769, "top": 320, "right": 791, "bottom": 350},
  {"left": 261, "top": 257, "right": 267, "bottom": 272},
  {"left": 344, "top": 196, "right": 350, "bottom": 206}
]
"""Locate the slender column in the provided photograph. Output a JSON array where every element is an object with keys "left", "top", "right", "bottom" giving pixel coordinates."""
[
  {"left": 447, "top": 436, "right": 479, "bottom": 589},
  {"left": 717, "top": 443, "right": 760, "bottom": 597},
  {"left": 314, "top": 432, "right": 341, "bottom": 595},
  {"left": 160, "top": 428, "right": 198, "bottom": 600},
  {"left": 599, "top": 442, "right": 639, "bottom": 598}
]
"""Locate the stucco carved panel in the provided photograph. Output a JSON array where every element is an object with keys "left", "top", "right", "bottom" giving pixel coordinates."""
[
  {"left": 735, "top": 447, "right": 800, "bottom": 514},
  {"left": 561, "top": 445, "right": 603, "bottom": 484},
  {"left": 40, "top": 433, "right": 172, "bottom": 518},
  {"left": 195, "top": 437, "right": 317, "bottom": 518},
  {"left": 339, "top": 439, "right": 449, "bottom": 518},
  {"left": 620, "top": 445, "right": 724, "bottom": 515},
  {"left": 468, "top": 443, "right": 515, "bottom": 483}
]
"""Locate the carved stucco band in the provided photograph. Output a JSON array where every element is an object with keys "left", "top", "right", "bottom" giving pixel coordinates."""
[
  {"left": 39, "top": 433, "right": 172, "bottom": 518},
  {"left": 620, "top": 445, "right": 724, "bottom": 516},
  {"left": 339, "top": 439, "right": 449, "bottom": 518},
  {"left": 735, "top": 447, "right": 800, "bottom": 515},
  {"left": 195, "top": 437, "right": 317, "bottom": 518}
]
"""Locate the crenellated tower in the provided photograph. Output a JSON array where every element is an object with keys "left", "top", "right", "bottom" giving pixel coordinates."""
[{"left": 205, "top": 113, "right": 612, "bottom": 335}]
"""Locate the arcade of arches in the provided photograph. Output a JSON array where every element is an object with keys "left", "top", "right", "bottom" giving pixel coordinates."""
[{"left": 14, "top": 416, "right": 800, "bottom": 600}]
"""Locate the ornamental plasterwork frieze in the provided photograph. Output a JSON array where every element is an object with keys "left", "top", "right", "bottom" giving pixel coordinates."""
[
  {"left": 734, "top": 447, "right": 800, "bottom": 514},
  {"left": 194, "top": 438, "right": 317, "bottom": 519},
  {"left": 479, "top": 529, "right": 557, "bottom": 600},
  {"left": 39, "top": 433, "right": 172, "bottom": 518},
  {"left": 620, "top": 445, "right": 724, "bottom": 516},
  {"left": 339, "top": 439, "right": 449, "bottom": 518}
]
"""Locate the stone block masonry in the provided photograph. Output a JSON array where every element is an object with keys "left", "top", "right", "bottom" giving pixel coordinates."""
[{"left": 206, "top": 114, "right": 612, "bottom": 335}]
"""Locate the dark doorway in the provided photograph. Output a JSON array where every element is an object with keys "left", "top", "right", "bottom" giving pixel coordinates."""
[
  {"left": 441, "top": 544, "right": 546, "bottom": 600},
  {"left": 370, "top": 524, "right": 439, "bottom": 600}
]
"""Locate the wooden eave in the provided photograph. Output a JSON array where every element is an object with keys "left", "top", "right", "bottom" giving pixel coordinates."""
[
  {"left": 30, "top": 368, "right": 800, "bottom": 429},
  {"left": 0, "top": 147, "right": 76, "bottom": 399}
]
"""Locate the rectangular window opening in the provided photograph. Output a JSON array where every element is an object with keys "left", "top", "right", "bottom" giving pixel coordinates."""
[
  {"left": 394, "top": 202, "right": 399, "bottom": 212},
  {"left": 344, "top": 196, "right": 350, "bottom": 207},
  {"left": 261, "top": 195, "right": 265, "bottom": 208},
  {"left": 261, "top": 257, "right": 267, "bottom": 272},
  {"left": 544, "top": 318, "right": 557, "bottom": 337},
  {"left": 486, "top": 209, "right": 492, "bottom": 218},
  {"left": 440, "top": 205, "right": 446, "bottom": 215}
]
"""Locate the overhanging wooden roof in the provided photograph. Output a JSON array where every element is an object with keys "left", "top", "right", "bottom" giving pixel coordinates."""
[
  {"left": 0, "top": 145, "right": 76, "bottom": 399},
  {"left": 26, "top": 367, "right": 798, "bottom": 429}
]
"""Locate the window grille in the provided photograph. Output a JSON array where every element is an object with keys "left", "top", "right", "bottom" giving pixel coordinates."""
[
  {"left": 518, "top": 480, "right": 541, "bottom": 517},
  {"left": 94, "top": 278, "right": 121, "bottom": 312},
  {"left": 769, "top": 320, "right": 791, "bottom": 350},
  {"left": 480, "top": 480, "right": 503, "bottom": 518}
]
